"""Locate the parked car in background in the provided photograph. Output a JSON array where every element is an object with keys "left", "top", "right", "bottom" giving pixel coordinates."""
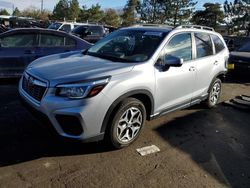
[
  {"left": 0, "top": 28, "right": 91, "bottom": 78},
  {"left": 228, "top": 42, "right": 250, "bottom": 76},
  {"left": 0, "top": 24, "right": 8, "bottom": 34},
  {"left": 48, "top": 22, "right": 84, "bottom": 33},
  {"left": 71, "top": 24, "right": 108, "bottom": 43},
  {"left": 224, "top": 36, "right": 235, "bottom": 51}
]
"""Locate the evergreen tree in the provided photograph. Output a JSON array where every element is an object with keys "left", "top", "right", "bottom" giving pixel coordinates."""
[
  {"left": 224, "top": 0, "right": 250, "bottom": 35},
  {"left": 102, "top": 9, "right": 120, "bottom": 27},
  {"left": 52, "top": 0, "right": 69, "bottom": 20},
  {"left": 0, "top": 9, "right": 9, "bottom": 16},
  {"left": 121, "top": 0, "right": 139, "bottom": 26},
  {"left": 191, "top": 3, "right": 224, "bottom": 29},
  {"left": 68, "top": 0, "right": 80, "bottom": 20},
  {"left": 86, "top": 4, "right": 104, "bottom": 23},
  {"left": 168, "top": 0, "right": 197, "bottom": 26},
  {"left": 12, "top": 7, "right": 21, "bottom": 16},
  {"left": 137, "top": 0, "right": 196, "bottom": 25},
  {"left": 78, "top": 5, "right": 89, "bottom": 22},
  {"left": 137, "top": 0, "right": 162, "bottom": 23}
]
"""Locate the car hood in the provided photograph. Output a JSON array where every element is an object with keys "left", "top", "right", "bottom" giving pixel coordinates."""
[
  {"left": 27, "top": 51, "right": 135, "bottom": 86},
  {"left": 229, "top": 51, "right": 250, "bottom": 63}
]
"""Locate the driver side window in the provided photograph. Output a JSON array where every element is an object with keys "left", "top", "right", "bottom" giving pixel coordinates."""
[{"left": 164, "top": 33, "right": 192, "bottom": 62}]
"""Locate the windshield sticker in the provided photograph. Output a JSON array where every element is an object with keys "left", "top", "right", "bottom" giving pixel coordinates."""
[{"left": 144, "top": 32, "right": 163, "bottom": 37}]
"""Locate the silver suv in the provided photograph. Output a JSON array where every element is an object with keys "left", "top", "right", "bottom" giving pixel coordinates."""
[{"left": 19, "top": 25, "right": 229, "bottom": 148}]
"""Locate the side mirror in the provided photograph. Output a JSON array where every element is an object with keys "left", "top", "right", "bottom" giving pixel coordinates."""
[
  {"left": 164, "top": 55, "right": 183, "bottom": 67},
  {"left": 157, "top": 55, "right": 183, "bottom": 71}
]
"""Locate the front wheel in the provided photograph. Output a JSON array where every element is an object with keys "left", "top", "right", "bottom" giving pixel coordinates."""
[
  {"left": 205, "top": 78, "right": 222, "bottom": 108},
  {"left": 108, "top": 98, "right": 146, "bottom": 149}
]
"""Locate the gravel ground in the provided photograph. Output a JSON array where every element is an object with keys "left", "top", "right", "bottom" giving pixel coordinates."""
[{"left": 0, "top": 78, "right": 249, "bottom": 188}]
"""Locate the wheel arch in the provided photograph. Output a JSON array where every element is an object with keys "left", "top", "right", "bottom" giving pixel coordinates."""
[
  {"left": 207, "top": 71, "right": 226, "bottom": 93},
  {"left": 100, "top": 90, "right": 154, "bottom": 133}
]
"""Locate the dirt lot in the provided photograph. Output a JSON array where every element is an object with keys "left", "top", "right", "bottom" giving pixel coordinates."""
[{"left": 0, "top": 78, "right": 249, "bottom": 188}]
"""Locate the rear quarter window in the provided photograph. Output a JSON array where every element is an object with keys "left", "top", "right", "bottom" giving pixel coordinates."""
[
  {"left": 194, "top": 33, "right": 213, "bottom": 58},
  {"left": 211, "top": 35, "right": 225, "bottom": 53}
]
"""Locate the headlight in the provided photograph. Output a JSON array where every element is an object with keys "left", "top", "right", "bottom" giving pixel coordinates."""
[{"left": 56, "top": 77, "right": 110, "bottom": 99}]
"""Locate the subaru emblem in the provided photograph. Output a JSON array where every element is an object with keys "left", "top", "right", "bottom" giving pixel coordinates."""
[{"left": 28, "top": 77, "right": 35, "bottom": 87}]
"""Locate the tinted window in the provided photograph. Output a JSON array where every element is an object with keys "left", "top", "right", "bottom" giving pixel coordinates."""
[
  {"left": 0, "top": 34, "right": 36, "bottom": 47},
  {"left": 87, "top": 26, "right": 103, "bottom": 36},
  {"left": 195, "top": 33, "right": 213, "bottom": 58},
  {"left": 211, "top": 35, "right": 225, "bottom": 53},
  {"left": 72, "top": 25, "right": 88, "bottom": 34},
  {"left": 48, "top": 22, "right": 62, "bottom": 30},
  {"left": 40, "top": 34, "right": 64, "bottom": 47},
  {"left": 59, "top": 24, "right": 71, "bottom": 32},
  {"left": 65, "top": 37, "right": 76, "bottom": 46},
  {"left": 165, "top": 33, "right": 192, "bottom": 61},
  {"left": 237, "top": 42, "right": 250, "bottom": 52}
]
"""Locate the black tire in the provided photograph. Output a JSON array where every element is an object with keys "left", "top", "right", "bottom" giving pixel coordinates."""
[
  {"left": 205, "top": 78, "right": 222, "bottom": 108},
  {"left": 107, "top": 98, "right": 146, "bottom": 149}
]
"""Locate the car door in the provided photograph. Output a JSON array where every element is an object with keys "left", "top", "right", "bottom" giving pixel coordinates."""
[
  {"left": 154, "top": 32, "right": 196, "bottom": 113},
  {"left": 37, "top": 33, "right": 77, "bottom": 58},
  {"left": 191, "top": 32, "right": 216, "bottom": 99},
  {"left": 0, "top": 32, "right": 37, "bottom": 77}
]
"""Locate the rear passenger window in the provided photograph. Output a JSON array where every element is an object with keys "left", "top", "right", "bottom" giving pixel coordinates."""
[
  {"left": 40, "top": 34, "right": 64, "bottom": 47},
  {"left": 195, "top": 33, "right": 213, "bottom": 58},
  {"left": 165, "top": 33, "right": 192, "bottom": 61},
  {"left": 65, "top": 37, "right": 76, "bottom": 46},
  {"left": 211, "top": 35, "right": 225, "bottom": 53}
]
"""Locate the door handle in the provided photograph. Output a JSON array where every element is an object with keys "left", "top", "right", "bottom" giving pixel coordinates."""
[
  {"left": 214, "top": 60, "right": 219, "bottom": 65},
  {"left": 189, "top": 66, "right": 196, "bottom": 71}
]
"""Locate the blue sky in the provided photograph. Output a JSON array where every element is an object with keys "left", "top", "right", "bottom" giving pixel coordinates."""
[{"left": 0, "top": 0, "right": 226, "bottom": 13}]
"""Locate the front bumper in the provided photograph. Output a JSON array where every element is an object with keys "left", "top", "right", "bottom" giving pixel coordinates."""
[{"left": 19, "top": 75, "right": 110, "bottom": 142}]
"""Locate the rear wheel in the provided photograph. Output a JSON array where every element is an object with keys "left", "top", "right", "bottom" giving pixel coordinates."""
[
  {"left": 205, "top": 78, "right": 222, "bottom": 108},
  {"left": 107, "top": 98, "right": 146, "bottom": 149}
]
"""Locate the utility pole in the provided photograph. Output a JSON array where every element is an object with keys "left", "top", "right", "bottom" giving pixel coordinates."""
[{"left": 41, "top": 0, "right": 44, "bottom": 13}]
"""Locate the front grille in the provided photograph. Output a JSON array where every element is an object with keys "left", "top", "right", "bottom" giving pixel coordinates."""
[{"left": 22, "top": 74, "right": 47, "bottom": 101}]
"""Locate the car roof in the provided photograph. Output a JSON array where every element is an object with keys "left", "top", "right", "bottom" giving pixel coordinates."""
[
  {"left": 0, "top": 28, "right": 72, "bottom": 36},
  {"left": 121, "top": 25, "right": 221, "bottom": 36},
  {"left": 122, "top": 26, "right": 172, "bottom": 33}
]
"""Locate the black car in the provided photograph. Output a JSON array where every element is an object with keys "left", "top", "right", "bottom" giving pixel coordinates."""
[
  {"left": 0, "top": 28, "right": 91, "bottom": 78},
  {"left": 228, "top": 42, "right": 250, "bottom": 76},
  {"left": 71, "top": 25, "right": 108, "bottom": 43}
]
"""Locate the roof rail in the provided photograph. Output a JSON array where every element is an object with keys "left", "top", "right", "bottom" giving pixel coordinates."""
[
  {"left": 176, "top": 25, "right": 214, "bottom": 31},
  {"left": 132, "top": 24, "right": 173, "bottom": 29}
]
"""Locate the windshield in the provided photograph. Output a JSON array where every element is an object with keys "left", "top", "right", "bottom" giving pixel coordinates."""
[
  {"left": 86, "top": 29, "right": 167, "bottom": 62},
  {"left": 48, "top": 23, "right": 62, "bottom": 30},
  {"left": 237, "top": 42, "right": 250, "bottom": 52}
]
